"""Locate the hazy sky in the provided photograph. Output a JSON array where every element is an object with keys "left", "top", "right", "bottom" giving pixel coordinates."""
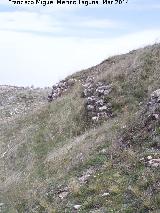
[{"left": 0, "top": 0, "right": 160, "bottom": 87}]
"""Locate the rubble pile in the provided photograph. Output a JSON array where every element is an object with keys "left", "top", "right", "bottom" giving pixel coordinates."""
[
  {"left": 82, "top": 76, "right": 112, "bottom": 122},
  {"left": 48, "top": 78, "right": 76, "bottom": 102}
]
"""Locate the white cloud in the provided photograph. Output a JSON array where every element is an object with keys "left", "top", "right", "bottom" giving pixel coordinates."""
[
  {"left": 0, "top": 29, "right": 160, "bottom": 87},
  {"left": 77, "top": 19, "right": 124, "bottom": 29},
  {"left": 0, "top": 11, "right": 61, "bottom": 33},
  {"left": 126, "top": 0, "right": 160, "bottom": 10},
  {"left": 0, "top": 9, "right": 125, "bottom": 36},
  {"left": 0, "top": 0, "right": 8, "bottom": 4}
]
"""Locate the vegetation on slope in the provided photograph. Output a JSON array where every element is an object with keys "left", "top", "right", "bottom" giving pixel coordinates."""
[{"left": 0, "top": 44, "right": 160, "bottom": 213}]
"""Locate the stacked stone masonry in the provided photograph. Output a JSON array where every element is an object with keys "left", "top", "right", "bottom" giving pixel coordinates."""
[
  {"left": 48, "top": 76, "right": 113, "bottom": 122},
  {"left": 82, "top": 76, "right": 112, "bottom": 122}
]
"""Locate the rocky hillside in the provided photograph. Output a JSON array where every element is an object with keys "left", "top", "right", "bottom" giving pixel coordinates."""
[
  {"left": 0, "top": 85, "right": 50, "bottom": 120},
  {"left": 0, "top": 44, "right": 160, "bottom": 213}
]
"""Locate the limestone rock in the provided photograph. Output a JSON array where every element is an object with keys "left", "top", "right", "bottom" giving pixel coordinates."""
[
  {"left": 151, "top": 89, "right": 160, "bottom": 100},
  {"left": 48, "top": 78, "right": 76, "bottom": 102},
  {"left": 87, "top": 105, "right": 95, "bottom": 111},
  {"left": 82, "top": 77, "right": 112, "bottom": 122},
  {"left": 74, "top": 205, "right": 81, "bottom": 210},
  {"left": 99, "top": 106, "right": 107, "bottom": 111},
  {"left": 58, "top": 190, "right": 69, "bottom": 199},
  {"left": 147, "top": 89, "right": 160, "bottom": 122},
  {"left": 102, "top": 192, "right": 110, "bottom": 197},
  {"left": 148, "top": 158, "right": 160, "bottom": 167}
]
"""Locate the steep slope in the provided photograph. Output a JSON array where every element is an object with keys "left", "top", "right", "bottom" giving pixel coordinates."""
[{"left": 0, "top": 44, "right": 160, "bottom": 213}]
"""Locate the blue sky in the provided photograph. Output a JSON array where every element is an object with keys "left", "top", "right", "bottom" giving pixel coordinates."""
[{"left": 0, "top": 0, "right": 160, "bottom": 87}]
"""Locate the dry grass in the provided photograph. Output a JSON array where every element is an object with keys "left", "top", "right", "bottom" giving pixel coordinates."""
[{"left": 1, "top": 43, "right": 160, "bottom": 213}]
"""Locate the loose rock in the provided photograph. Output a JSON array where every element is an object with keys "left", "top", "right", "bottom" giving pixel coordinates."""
[
  {"left": 102, "top": 192, "right": 110, "bottom": 197},
  {"left": 58, "top": 191, "right": 69, "bottom": 199},
  {"left": 74, "top": 205, "right": 81, "bottom": 210},
  {"left": 148, "top": 158, "right": 160, "bottom": 167}
]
